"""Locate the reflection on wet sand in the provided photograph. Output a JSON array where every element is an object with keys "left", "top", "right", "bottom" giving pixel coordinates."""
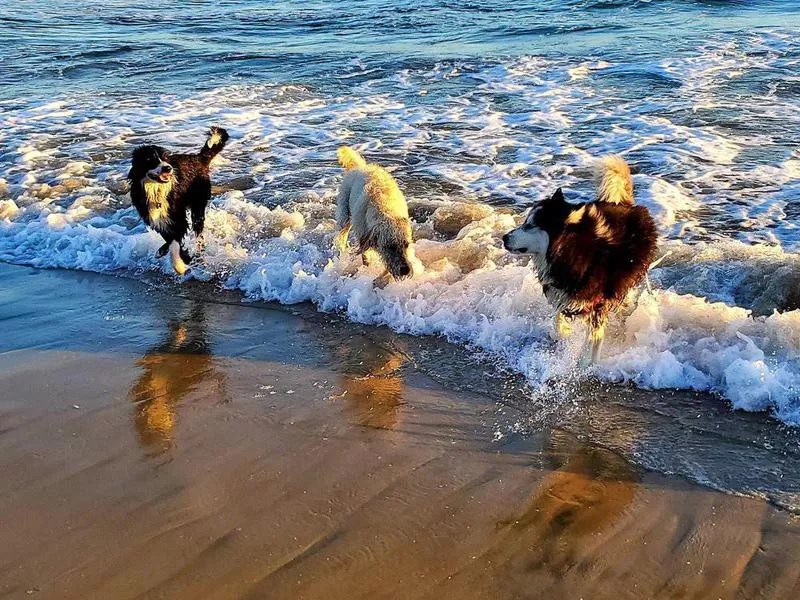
[
  {"left": 496, "top": 431, "right": 639, "bottom": 579},
  {"left": 333, "top": 342, "right": 407, "bottom": 430},
  {"left": 129, "top": 302, "right": 226, "bottom": 454}
]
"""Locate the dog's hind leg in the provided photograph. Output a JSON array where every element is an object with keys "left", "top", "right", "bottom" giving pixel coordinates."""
[
  {"left": 335, "top": 223, "right": 352, "bottom": 255},
  {"left": 156, "top": 242, "right": 170, "bottom": 258},
  {"left": 335, "top": 178, "right": 352, "bottom": 254},
  {"left": 179, "top": 245, "right": 193, "bottom": 265},
  {"left": 334, "top": 192, "right": 352, "bottom": 255}
]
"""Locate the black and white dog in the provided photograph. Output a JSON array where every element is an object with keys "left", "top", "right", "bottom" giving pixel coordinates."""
[
  {"left": 128, "top": 127, "right": 229, "bottom": 274},
  {"left": 503, "top": 155, "right": 658, "bottom": 362}
]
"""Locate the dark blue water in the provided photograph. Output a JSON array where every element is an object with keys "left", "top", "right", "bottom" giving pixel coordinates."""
[{"left": 3, "top": 1, "right": 799, "bottom": 99}]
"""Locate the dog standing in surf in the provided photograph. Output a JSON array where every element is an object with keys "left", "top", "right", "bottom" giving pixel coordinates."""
[
  {"left": 128, "top": 126, "right": 229, "bottom": 275},
  {"left": 503, "top": 155, "right": 657, "bottom": 363},
  {"left": 335, "top": 146, "right": 417, "bottom": 287}
]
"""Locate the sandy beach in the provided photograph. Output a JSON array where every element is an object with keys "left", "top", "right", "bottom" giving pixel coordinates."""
[{"left": 0, "top": 262, "right": 798, "bottom": 599}]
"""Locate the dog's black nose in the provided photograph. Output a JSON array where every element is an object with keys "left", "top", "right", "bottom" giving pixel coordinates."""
[{"left": 161, "top": 164, "right": 173, "bottom": 174}]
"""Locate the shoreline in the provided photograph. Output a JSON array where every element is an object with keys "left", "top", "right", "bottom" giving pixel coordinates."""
[{"left": 2, "top": 262, "right": 800, "bottom": 598}]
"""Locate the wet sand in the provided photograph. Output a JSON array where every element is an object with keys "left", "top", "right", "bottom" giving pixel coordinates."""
[{"left": 1, "top": 263, "right": 800, "bottom": 599}]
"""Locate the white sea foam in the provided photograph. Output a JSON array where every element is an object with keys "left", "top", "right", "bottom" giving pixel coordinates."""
[{"left": 1, "top": 35, "right": 800, "bottom": 424}]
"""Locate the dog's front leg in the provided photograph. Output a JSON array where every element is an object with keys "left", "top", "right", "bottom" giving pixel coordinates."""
[
  {"left": 588, "top": 326, "right": 605, "bottom": 363},
  {"left": 374, "top": 270, "right": 392, "bottom": 289},
  {"left": 578, "top": 319, "right": 606, "bottom": 367},
  {"left": 552, "top": 312, "right": 573, "bottom": 340}
]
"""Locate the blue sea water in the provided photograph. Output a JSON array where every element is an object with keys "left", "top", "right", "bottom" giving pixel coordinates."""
[{"left": 2, "top": 0, "right": 800, "bottom": 438}]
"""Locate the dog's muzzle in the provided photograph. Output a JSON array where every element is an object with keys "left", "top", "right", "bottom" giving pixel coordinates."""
[
  {"left": 502, "top": 233, "right": 526, "bottom": 253},
  {"left": 147, "top": 163, "right": 173, "bottom": 183}
]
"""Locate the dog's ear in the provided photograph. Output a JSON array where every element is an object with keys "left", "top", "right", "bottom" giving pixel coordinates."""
[
  {"left": 128, "top": 146, "right": 152, "bottom": 179},
  {"left": 551, "top": 187, "right": 565, "bottom": 203}
]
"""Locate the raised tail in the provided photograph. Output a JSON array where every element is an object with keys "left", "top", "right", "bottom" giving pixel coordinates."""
[
  {"left": 199, "top": 126, "right": 229, "bottom": 162},
  {"left": 595, "top": 154, "right": 633, "bottom": 205},
  {"left": 337, "top": 146, "right": 367, "bottom": 171}
]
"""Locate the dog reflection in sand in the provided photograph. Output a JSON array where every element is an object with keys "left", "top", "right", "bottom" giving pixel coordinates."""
[
  {"left": 335, "top": 146, "right": 418, "bottom": 288},
  {"left": 334, "top": 344, "right": 407, "bottom": 430},
  {"left": 492, "top": 432, "right": 638, "bottom": 581},
  {"left": 129, "top": 303, "right": 226, "bottom": 454}
]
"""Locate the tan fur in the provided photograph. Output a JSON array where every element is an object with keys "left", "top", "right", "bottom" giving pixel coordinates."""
[
  {"left": 142, "top": 178, "right": 173, "bottom": 233},
  {"left": 337, "top": 146, "right": 368, "bottom": 171},
  {"left": 587, "top": 204, "right": 618, "bottom": 242},
  {"left": 595, "top": 154, "right": 633, "bottom": 205},
  {"left": 335, "top": 146, "right": 416, "bottom": 283},
  {"left": 565, "top": 205, "right": 585, "bottom": 224}
]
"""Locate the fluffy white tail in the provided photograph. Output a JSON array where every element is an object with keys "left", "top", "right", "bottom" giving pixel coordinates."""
[
  {"left": 595, "top": 154, "right": 633, "bottom": 205},
  {"left": 169, "top": 240, "right": 187, "bottom": 275},
  {"left": 337, "top": 146, "right": 367, "bottom": 171}
]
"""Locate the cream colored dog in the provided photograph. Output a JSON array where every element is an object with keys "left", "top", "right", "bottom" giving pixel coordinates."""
[{"left": 335, "top": 147, "right": 416, "bottom": 287}]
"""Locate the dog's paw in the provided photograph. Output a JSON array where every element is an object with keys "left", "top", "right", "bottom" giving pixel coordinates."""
[
  {"left": 374, "top": 272, "right": 392, "bottom": 289},
  {"left": 155, "top": 243, "right": 170, "bottom": 258},
  {"left": 551, "top": 313, "right": 574, "bottom": 340}
]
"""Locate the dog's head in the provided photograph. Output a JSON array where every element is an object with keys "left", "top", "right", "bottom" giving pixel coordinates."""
[
  {"left": 369, "top": 218, "right": 414, "bottom": 280},
  {"left": 128, "top": 145, "right": 174, "bottom": 185},
  {"left": 503, "top": 188, "right": 578, "bottom": 255}
]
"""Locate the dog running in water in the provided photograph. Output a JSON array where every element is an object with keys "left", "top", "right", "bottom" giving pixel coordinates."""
[
  {"left": 128, "top": 126, "right": 229, "bottom": 275},
  {"left": 503, "top": 155, "right": 658, "bottom": 363},
  {"left": 335, "top": 146, "right": 417, "bottom": 287}
]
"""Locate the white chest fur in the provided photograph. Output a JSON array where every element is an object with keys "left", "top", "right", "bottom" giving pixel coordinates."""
[{"left": 142, "top": 179, "right": 173, "bottom": 233}]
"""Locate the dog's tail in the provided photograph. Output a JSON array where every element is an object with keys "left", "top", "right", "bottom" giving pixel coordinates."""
[
  {"left": 337, "top": 146, "right": 367, "bottom": 171},
  {"left": 200, "top": 126, "right": 229, "bottom": 163},
  {"left": 595, "top": 154, "right": 633, "bottom": 205}
]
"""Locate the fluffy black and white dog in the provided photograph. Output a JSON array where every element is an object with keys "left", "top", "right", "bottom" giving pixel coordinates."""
[
  {"left": 128, "top": 126, "right": 229, "bottom": 274},
  {"left": 503, "top": 155, "right": 657, "bottom": 362}
]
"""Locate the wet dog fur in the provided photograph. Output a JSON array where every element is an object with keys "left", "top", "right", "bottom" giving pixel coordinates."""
[
  {"left": 335, "top": 146, "right": 416, "bottom": 287},
  {"left": 503, "top": 155, "right": 657, "bottom": 362},
  {"left": 128, "top": 126, "right": 229, "bottom": 275}
]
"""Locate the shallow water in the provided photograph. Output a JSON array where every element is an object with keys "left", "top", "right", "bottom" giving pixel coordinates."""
[{"left": 2, "top": 2, "right": 800, "bottom": 428}]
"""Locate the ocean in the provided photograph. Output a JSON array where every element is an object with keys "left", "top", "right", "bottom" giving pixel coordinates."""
[{"left": 2, "top": 0, "right": 800, "bottom": 504}]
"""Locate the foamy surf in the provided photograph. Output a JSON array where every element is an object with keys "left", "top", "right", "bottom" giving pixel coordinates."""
[{"left": 2, "top": 185, "right": 800, "bottom": 425}]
